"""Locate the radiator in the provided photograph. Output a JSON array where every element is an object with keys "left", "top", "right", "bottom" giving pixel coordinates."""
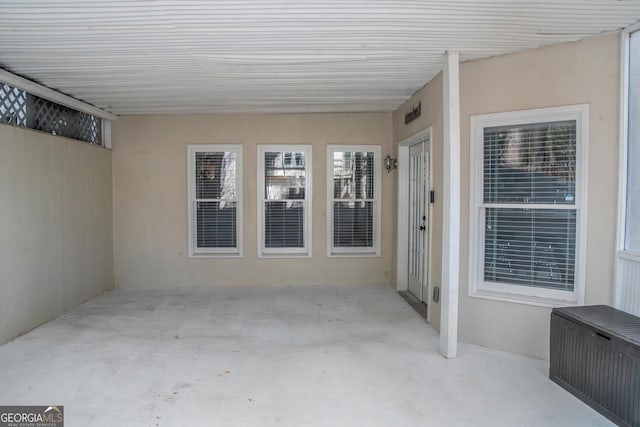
[{"left": 550, "top": 305, "right": 640, "bottom": 427}]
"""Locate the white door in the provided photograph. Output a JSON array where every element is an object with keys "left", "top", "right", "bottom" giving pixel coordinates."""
[{"left": 408, "top": 141, "right": 430, "bottom": 302}]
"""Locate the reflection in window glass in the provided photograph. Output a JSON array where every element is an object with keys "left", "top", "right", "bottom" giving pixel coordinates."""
[
  {"left": 475, "top": 111, "right": 583, "bottom": 296},
  {"left": 196, "top": 152, "right": 237, "bottom": 201},
  {"left": 329, "top": 148, "right": 379, "bottom": 254},
  {"left": 264, "top": 151, "right": 306, "bottom": 200},
  {"left": 626, "top": 30, "right": 640, "bottom": 252},
  {"left": 260, "top": 148, "right": 310, "bottom": 253},
  {"left": 193, "top": 150, "right": 239, "bottom": 251},
  {"left": 332, "top": 151, "right": 375, "bottom": 248},
  {"left": 483, "top": 121, "right": 576, "bottom": 205}
]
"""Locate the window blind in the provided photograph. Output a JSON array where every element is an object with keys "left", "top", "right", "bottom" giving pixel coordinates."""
[
  {"left": 482, "top": 120, "right": 577, "bottom": 291},
  {"left": 194, "top": 151, "right": 238, "bottom": 250},
  {"left": 331, "top": 151, "right": 375, "bottom": 248},
  {"left": 484, "top": 208, "right": 576, "bottom": 290},
  {"left": 483, "top": 121, "right": 576, "bottom": 205},
  {"left": 263, "top": 150, "right": 307, "bottom": 249}
]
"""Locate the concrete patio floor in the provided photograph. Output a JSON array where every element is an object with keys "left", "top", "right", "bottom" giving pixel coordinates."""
[{"left": 0, "top": 284, "right": 612, "bottom": 426}]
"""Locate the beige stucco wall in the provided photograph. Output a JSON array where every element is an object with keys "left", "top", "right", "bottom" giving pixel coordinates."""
[
  {"left": 392, "top": 33, "right": 620, "bottom": 359},
  {"left": 392, "top": 73, "right": 444, "bottom": 333},
  {"left": 112, "top": 113, "right": 394, "bottom": 288},
  {"left": 458, "top": 33, "right": 620, "bottom": 359},
  {"left": 0, "top": 125, "right": 114, "bottom": 345}
]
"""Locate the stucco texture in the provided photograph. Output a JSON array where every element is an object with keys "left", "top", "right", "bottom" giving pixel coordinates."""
[
  {"left": 458, "top": 33, "right": 620, "bottom": 359},
  {"left": 112, "top": 113, "right": 395, "bottom": 288},
  {"left": 113, "top": 33, "right": 620, "bottom": 359},
  {"left": 0, "top": 125, "right": 113, "bottom": 344},
  {"left": 392, "top": 73, "right": 444, "bottom": 334},
  {"left": 393, "top": 33, "right": 620, "bottom": 359}
]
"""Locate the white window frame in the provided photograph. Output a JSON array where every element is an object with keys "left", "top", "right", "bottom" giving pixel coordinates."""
[
  {"left": 327, "top": 145, "right": 381, "bottom": 257},
  {"left": 469, "top": 105, "right": 589, "bottom": 307},
  {"left": 187, "top": 144, "right": 243, "bottom": 257},
  {"left": 257, "top": 145, "right": 312, "bottom": 258},
  {"left": 614, "top": 23, "right": 640, "bottom": 315}
]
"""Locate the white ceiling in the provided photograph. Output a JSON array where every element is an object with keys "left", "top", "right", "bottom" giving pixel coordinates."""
[{"left": 1, "top": 1, "right": 639, "bottom": 116}]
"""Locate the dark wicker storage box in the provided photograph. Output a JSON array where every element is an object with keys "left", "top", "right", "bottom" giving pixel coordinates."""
[{"left": 550, "top": 305, "right": 640, "bottom": 427}]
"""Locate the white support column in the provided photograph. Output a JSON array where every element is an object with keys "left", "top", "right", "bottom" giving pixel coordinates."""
[
  {"left": 440, "top": 51, "right": 460, "bottom": 359},
  {"left": 102, "top": 120, "right": 113, "bottom": 150},
  {"left": 396, "top": 145, "right": 410, "bottom": 291}
]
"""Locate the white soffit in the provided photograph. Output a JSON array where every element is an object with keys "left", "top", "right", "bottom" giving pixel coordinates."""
[{"left": 1, "top": 0, "right": 639, "bottom": 115}]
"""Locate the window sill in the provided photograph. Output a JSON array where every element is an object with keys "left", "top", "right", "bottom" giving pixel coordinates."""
[
  {"left": 189, "top": 252, "right": 242, "bottom": 258},
  {"left": 258, "top": 253, "right": 312, "bottom": 259},
  {"left": 328, "top": 252, "right": 380, "bottom": 258},
  {"left": 469, "top": 288, "right": 579, "bottom": 308}
]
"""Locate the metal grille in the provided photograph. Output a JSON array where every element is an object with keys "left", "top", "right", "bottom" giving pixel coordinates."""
[
  {"left": 0, "top": 82, "right": 102, "bottom": 145},
  {"left": 1, "top": 84, "right": 27, "bottom": 126}
]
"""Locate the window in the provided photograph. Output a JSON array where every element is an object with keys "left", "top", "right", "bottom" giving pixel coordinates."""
[
  {"left": 188, "top": 145, "right": 242, "bottom": 257},
  {"left": 614, "top": 25, "right": 640, "bottom": 316},
  {"left": 469, "top": 105, "right": 588, "bottom": 305},
  {"left": 258, "top": 145, "right": 312, "bottom": 257},
  {"left": 327, "top": 145, "right": 381, "bottom": 256},
  {"left": 624, "top": 28, "right": 640, "bottom": 253}
]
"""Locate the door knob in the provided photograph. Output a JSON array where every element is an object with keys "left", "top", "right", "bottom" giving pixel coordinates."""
[{"left": 419, "top": 225, "right": 426, "bottom": 231}]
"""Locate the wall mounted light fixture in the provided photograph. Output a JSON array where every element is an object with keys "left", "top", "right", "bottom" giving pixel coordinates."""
[{"left": 384, "top": 155, "right": 397, "bottom": 173}]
